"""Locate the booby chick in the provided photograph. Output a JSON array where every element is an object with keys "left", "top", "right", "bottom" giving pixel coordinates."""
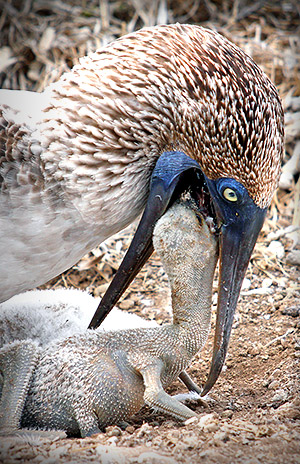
[
  {"left": 0, "top": 289, "right": 157, "bottom": 434},
  {"left": 0, "top": 200, "right": 217, "bottom": 437}
]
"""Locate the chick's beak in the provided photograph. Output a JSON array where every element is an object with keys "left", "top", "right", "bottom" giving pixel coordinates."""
[{"left": 201, "top": 178, "right": 267, "bottom": 396}]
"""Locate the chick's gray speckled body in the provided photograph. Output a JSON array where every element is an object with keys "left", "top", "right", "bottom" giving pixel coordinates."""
[
  {"left": 0, "top": 289, "right": 157, "bottom": 435},
  {"left": 14, "top": 202, "right": 217, "bottom": 437}
]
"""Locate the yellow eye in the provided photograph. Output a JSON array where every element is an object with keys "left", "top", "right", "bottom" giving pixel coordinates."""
[{"left": 223, "top": 187, "right": 238, "bottom": 202}]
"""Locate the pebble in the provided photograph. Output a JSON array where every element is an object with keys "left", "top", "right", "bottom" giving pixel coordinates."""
[
  {"left": 136, "top": 423, "right": 153, "bottom": 438},
  {"left": 213, "top": 430, "right": 229, "bottom": 443},
  {"left": 268, "top": 240, "right": 285, "bottom": 259},
  {"left": 247, "top": 343, "right": 261, "bottom": 356},
  {"left": 118, "top": 299, "right": 133, "bottom": 310},
  {"left": 275, "top": 399, "right": 300, "bottom": 420},
  {"left": 262, "top": 277, "right": 273, "bottom": 288},
  {"left": 106, "top": 426, "right": 122, "bottom": 437},
  {"left": 268, "top": 380, "right": 280, "bottom": 390},
  {"left": 184, "top": 416, "right": 198, "bottom": 426},
  {"left": 221, "top": 409, "right": 233, "bottom": 419},
  {"left": 286, "top": 250, "right": 300, "bottom": 265},
  {"left": 281, "top": 306, "right": 300, "bottom": 317},
  {"left": 242, "top": 278, "right": 251, "bottom": 290},
  {"left": 107, "top": 436, "right": 118, "bottom": 446},
  {"left": 125, "top": 425, "right": 135, "bottom": 434},
  {"left": 271, "top": 389, "right": 288, "bottom": 403},
  {"left": 198, "top": 413, "right": 219, "bottom": 432},
  {"left": 294, "top": 337, "right": 300, "bottom": 350}
]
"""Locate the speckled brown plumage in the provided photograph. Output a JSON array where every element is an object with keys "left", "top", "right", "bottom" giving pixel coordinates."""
[
  {"left": 0, "top": 23, "right": 284, "bottom": 303},
  {"left": 40, "top": 24, "right": 283, "bottom": 209}
]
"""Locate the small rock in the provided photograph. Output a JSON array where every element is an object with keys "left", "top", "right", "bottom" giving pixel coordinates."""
[
  {"left": 184, "top": 416, "right": 198, "bottom": 426},
  {"left": 275, "top": 399, "right": 300, "bottom": 420},
  {"left": 107, "top": 436, "right": 118, "bottom": 446},
  {"left": 271, "top": 389, "right": 288, "bottom": 403},
  {"left": 268, "top": 380, "right": 280, "bottom": 390},
  {"left": 281, "top": 306, "right": 300, "bottom": 317},
  {"left": 181, "top": 435, "right": 199, "bottom": 449},
  {"left": 197, "top": 413, "right": 219, "bottom": 432},
  {"left": 294, "top": 337, "right": 300, "bottom": 350},
  {"left": 125, "top": 425, "right": 135, "bottom": 434},
  {"left": 262, "top": 277, "right": 273, "bottom": 288},
  {"left": 136, "top": 423, "right": 153, "bottom": 438},
  {"left": 286, "top": 250, "right": 300, "bottom": 265},
  {"left": 247, "top": 343, "right": 261, "bottom": 356},
  {"left": 106, "top": 426, "right": 122, "bottom": 437},
  {"left": 118, "top": 299, "right": 133, "bottom": 310},
  {"left": 213, "top": 430, "right": 229, "bottom": 443},
  {"left": 242, "top": 278, "right": 251, "bottom": 290},
  {"left": 221, "top": 409, "right": 233, "bottom": 419},
  {"left": 268, "top": 241, "right": 285, "bottom": 259}
]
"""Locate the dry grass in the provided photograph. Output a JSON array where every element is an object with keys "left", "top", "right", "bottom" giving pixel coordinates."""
[{"left": 0, "top": 1, "right": 299, "bottom": 91}]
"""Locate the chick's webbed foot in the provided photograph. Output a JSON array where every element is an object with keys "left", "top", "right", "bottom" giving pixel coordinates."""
[
  {"left": 0, "top": 340, "right": 39, "bottom": 433},
  {"left": 142, "top": 365, "right": 198, "bottom": 421}
]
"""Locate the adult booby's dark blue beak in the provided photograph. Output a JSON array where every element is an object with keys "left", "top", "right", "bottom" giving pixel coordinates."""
[
  {"left": 88, "top": 151, "right": 201, "bottom": 328},
  {"left": 88, "top": 151, "right": 266, "bottom": 395},
  {"left": 201, "top": 177, "right": 266, "bottom": 395}
]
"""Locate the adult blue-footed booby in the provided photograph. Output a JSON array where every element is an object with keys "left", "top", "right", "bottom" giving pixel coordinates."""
[{"left": 0, "top": 24, "right": 284, "bottom": 394}]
